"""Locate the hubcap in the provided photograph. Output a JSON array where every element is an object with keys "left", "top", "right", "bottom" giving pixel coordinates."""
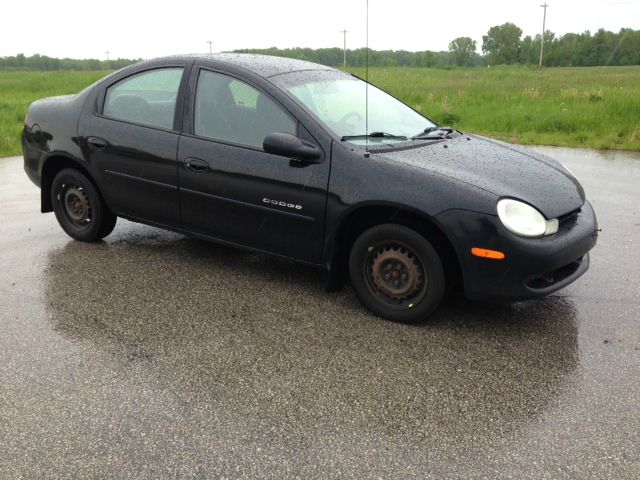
[{"left": 368, "top": 244, "right": 425, "bottom": 304}]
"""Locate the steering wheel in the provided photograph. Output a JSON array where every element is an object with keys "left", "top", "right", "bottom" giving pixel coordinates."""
[{"left": 338, "top": 111, "right": 363, "bottom": 131}]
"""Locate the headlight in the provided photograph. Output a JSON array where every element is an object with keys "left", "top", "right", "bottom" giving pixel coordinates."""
[{"left": 497, "top": 199, "right": 558, "bottom": 238}]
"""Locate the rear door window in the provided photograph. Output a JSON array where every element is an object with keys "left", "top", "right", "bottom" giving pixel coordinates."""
[{"left": 103, "top": 68, "right": 183, "bottom": 130}]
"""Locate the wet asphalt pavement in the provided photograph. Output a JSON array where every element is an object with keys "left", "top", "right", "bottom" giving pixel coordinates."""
[{"left": 1, "top": 146, "right": 639, "bottom": 479}]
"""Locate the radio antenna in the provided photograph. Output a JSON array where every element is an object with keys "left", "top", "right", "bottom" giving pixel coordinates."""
[{"left": 365, "top": 0, "right": 369, "bottom": 152}]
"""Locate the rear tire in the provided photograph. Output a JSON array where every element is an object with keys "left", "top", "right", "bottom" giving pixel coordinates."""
[
  {"left": 51, "top": 168, "right": 116, "bottom": 242},
  {"left": 349, "top": 223, "right": 445, "bottom": 323}
]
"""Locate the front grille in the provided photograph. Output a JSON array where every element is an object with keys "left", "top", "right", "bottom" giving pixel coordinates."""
[
  {"left": 553, "top": 207, "right": 581, "bottom": 235},
  {"left": 558, "top": 207, "right": 581, "bottom": 227}
]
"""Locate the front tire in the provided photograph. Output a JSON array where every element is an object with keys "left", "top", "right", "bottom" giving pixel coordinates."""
[
  {"left": 51, "top": 168, "right": 116, "bottom": 242},
  {"left": 349, "top": 224, "right": 445, "bottom": 323}
]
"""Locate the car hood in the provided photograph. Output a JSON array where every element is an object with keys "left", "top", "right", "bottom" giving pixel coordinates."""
[{"left": 374, "top": 135, "right": 585, "bottom": 219}]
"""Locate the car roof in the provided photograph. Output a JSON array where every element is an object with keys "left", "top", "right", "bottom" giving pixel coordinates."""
[{"left": 151, "top": 53, "right": 337, "bottom": 78}]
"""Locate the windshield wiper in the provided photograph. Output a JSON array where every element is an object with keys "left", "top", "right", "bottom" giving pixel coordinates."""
[
  {"left": 411, "top": 126, "right": 455, "bottom": 140},
  {"left": 341, "top": 132, "right": 408, "bottom": 141}
]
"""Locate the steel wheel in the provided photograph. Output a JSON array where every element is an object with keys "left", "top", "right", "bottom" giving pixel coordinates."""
[
  {"left": 349, "top": 223, "right": 445, "bottom": 323},
  {"left": 365, "top": 242, "right": 428, "bottom": 309},
  {"left": 51, "top": 168, "right": 117, "bottom": 242},
  {"left": 59, "top": 183, "right": 92, "bottom": 230}
]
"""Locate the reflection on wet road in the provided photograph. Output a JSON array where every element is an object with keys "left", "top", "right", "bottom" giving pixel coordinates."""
[{"left": 1, "top": 147, "right": 639, "bottom": 478}]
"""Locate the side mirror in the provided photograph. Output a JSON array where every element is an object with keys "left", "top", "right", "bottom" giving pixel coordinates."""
[{"left": 263, "top": 132, "right": 322, "bottom": 163}]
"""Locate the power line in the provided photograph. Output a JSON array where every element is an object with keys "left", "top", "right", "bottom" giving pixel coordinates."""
[
  {"left": 339, "top": 29, "right": 348, "bottom": 68},
  {"left": 539, "top": 3, "right": 549, "bottom": 67}
]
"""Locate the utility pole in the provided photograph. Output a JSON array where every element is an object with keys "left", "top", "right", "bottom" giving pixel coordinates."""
[
  {"left": 206, "top": 40, "right": 213, "bottom": 54},
  {"left": 539, "top": 3, "right": 549, "bottom": 67},
  {"left": 339, "top": 29, "right": 348, "bottom": 68},
  {"left": 105, "top": 51, "right": 110, "bottom": 62}
]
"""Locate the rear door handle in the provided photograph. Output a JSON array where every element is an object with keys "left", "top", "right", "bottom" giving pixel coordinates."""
[
  {"left": 185, "top": 157, "right": 209, "bottom": 173},
  {"left": 87, "top": 137, "right": 108, "bottom": 151}
]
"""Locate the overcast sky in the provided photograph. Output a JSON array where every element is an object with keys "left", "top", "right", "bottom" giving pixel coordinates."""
[{"left": 1, "top": 0, "right": 638, "bottom": 59}]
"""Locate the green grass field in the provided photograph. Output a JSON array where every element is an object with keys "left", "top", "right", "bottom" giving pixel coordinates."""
[
  {"left": 0, "top": 71, "right": 109, "bottom": 157},
  {"left": 1, "top": 66, "right": 639, "bottom": 157},
  {"left": 350, "top": 66, "right": 640, "bottom": 151}
]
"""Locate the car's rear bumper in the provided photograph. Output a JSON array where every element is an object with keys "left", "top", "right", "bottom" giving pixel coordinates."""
[
  {"left": 22, "top": 127, "right": 43, "bottom": 188},
  {"left": 436, "top": 201, "right": 598, "bottom": 300}
]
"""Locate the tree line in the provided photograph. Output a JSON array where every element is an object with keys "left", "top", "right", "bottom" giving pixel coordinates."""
[
  {"left": 479, "top": 24, "right": 640, "bottom": 66},
  {"left": 0, "top": 53, "right": 139, "bottom": 71},
  {"left": 1, "top": 25, "right": 638, "bottom": 71},
  {"left": 233, "top": 47, "right": 474, "bottom": 68},
  {"left": 238, "top": 26, "right": 639, "bottom": 68}
]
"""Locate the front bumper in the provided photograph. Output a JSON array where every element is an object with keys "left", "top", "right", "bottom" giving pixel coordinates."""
[{"left": 436, "top": 201, "right": 598, "bottom": 300}]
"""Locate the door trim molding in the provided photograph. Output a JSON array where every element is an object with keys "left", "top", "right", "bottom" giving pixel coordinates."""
[
  {"left": 180, "top": 187, "right": 316, "bottom": 223},
  {"left": 105, "top": 170, "right": 178, "bottom": 190}
]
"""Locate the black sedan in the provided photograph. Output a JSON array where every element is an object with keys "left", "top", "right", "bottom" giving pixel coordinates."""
[{"left": 22, "top": 54, "right": 598, "bottom": 323}]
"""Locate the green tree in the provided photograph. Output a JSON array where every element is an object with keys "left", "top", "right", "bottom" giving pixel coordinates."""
[
  {"left": 482, "top": 23, "right": 523, "bottom": 64},
  {"left": 614, "top": 28, "right": 640, "bottom": 65},
  {"left": 448, "top": 37, "right": 477, "bottom": 66},
  {"left": 519, "top": 36, "right": 538, "bottom": 64}
]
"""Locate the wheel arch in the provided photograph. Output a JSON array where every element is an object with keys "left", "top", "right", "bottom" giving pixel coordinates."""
[
  {"left": 40, "top": 155, "right": 102, "bottom": 213},
  {"left": 325, "top": 202, "right": 462, "bottom": 293}
]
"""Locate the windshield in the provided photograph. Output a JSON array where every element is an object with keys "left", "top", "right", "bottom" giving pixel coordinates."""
[{"left": 273, "top": 71, "right": 436, "bottom": 146}]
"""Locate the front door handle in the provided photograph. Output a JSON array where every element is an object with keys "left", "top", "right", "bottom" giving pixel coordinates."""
[
  {"left": 87, "top": 137, "right": 108, "bottom": 151},
  {"left": 185, "top": 157, "right": 209, "bottom": 173}
]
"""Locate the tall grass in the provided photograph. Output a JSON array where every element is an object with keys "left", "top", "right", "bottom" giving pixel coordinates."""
[
  {"left": 350, "top": 65, "right": 640, "bottom": 151},
  {"left": 0, "top": 71, "right": 109, "bottom": 157},
  {"left": 1, "top": 66, "right": 639, "bottom": 157}
]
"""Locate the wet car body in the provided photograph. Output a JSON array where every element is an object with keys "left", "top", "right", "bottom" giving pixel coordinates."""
[
  {"left": 22, "top": 54, "right": 598, "bottom": 321},
  {"left": 367, "top": 137, "right": 597, "bottom": 299}
]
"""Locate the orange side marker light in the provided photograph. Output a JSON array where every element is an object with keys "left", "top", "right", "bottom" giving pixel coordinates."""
[{"left": 471, "top": 247, "right": 505, "bottom": 260}]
